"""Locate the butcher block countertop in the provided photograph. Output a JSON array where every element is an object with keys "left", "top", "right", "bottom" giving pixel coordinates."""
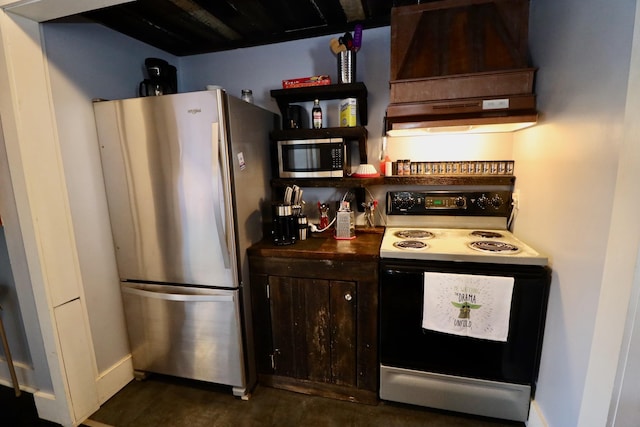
[{"left": 247, "top": 227, "right": 384, "bottom": 261}]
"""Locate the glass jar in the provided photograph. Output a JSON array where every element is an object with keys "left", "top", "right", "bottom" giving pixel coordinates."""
[{"left": 241, "top": 89, "right": 254, "bottom": 103}]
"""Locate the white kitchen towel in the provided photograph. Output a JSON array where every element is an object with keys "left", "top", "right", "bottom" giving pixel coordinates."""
[{"left": 422, "top": 272, "right": 515, "bottom": 342}]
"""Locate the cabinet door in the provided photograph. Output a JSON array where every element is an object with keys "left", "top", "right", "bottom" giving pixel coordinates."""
[
  {"left": 329, "top": 280, "right": 357, "bottom": 387},
  {"left": 269, "top": 276, "right": 356, "bottom": 386}
]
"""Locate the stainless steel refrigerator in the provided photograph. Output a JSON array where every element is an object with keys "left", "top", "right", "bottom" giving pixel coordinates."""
[{"left": 93, "top": 89, "right": 277, "bottom": 398}]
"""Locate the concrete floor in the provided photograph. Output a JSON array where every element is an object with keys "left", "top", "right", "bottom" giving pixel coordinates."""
[{"left": 86, "top": 375, "right": 525, "bottom": 427}]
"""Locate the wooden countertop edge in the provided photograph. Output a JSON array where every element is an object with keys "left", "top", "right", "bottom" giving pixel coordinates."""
[{"left": 248, "top": 227, "right": 384, "bottom": 261}]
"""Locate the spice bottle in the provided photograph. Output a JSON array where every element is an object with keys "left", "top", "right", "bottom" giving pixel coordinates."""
[
  {"left": 312, "top": 99, "right": 322, "bottom": 129},
  {"left": 385, "top": 159, "right": 393, "bottom": 177}
]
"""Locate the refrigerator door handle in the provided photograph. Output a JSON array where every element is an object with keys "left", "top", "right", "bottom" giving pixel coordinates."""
[
  {"left": 121, "top": 284, "right": 235, "bottom": 303},
  {"left": 212, "top": 121, "right": 231, "bottom": 269}
]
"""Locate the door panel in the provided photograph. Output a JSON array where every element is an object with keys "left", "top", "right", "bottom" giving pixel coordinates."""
[
  {"left": 268, "top": 276, "right": 297, "bottom": 378},
  {"left": 330, "top": 280, "right": 357, "bottom": 387},
  {"left": 268, "top": 276, "right": 357, "bottom": 386},
  {"left": 304, "top": 279, "right": 331, "bottom": 383},
  {"left": 121, "top": 282, "right": 244, "bottom": 387},
  {"left": 94, "top": 91, "right": 235, "bottom": 287},
  {"left": 380, "top": 261, "right": 550, "bottom": 384}
]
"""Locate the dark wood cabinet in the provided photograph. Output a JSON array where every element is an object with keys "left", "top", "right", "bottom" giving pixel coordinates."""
[
  {"left": 268, "top": 276, "right": 357, "bottom": 387},
  {"left": 248, "top": 232, "right": 381, "bottom": 404}
]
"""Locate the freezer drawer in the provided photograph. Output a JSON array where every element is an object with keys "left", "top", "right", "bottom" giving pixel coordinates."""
[{"left": 121, "top": 282, "right": 245, "bottom": 394}]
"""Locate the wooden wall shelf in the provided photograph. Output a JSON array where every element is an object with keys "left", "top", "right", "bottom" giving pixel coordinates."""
[
  {"left": 270, "top": 83, "right": 368, "bottom": 125},
  {"left": 271, "top": 175, "right": 515, "bottom": 188}
]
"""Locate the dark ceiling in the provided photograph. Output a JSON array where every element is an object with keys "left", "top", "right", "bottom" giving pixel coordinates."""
[{"left": 59, "top": 0, "right": 428, "bottom": 57}]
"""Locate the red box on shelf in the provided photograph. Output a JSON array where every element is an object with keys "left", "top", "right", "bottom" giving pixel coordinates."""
[{"left": 282, "top": 75, "right": 332, "bottom": 89}]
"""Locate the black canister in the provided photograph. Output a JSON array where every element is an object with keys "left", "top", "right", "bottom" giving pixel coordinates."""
[{"left": 283, "top": 105, "right": 307, "bottom": 129}]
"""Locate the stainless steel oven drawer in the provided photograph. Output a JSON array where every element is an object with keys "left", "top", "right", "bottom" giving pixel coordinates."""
[{"left": 380, "top": 365, "right": 531, "bottom": 421}]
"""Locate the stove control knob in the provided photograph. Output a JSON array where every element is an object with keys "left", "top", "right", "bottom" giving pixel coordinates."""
[
  {"left": 454, "top": 196, "right": 466, "bottom": 208},
  {"left": 392, "top": 192, "right": 415, "bottom": 211},
  {"left": 476, "top": 194, "right": 489, "bottom": 209},
  {"left": 490, "top": 195, "right": 504, "bottom": 209}
]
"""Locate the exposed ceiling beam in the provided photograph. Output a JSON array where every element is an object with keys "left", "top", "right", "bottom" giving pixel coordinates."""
[
  {"left": 339, "top": 0, "right": 366, "bottom": 21},
  {"left": 168, "top": 0, "right": 242, "bottom": 40}
]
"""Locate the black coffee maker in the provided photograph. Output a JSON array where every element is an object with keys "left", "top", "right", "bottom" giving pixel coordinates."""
[
  {"left": 271, "top": 204, "right": 297, "bottom": 246},
  {"left": 139, "top": 58, "right": 177, "bottom": 97}
]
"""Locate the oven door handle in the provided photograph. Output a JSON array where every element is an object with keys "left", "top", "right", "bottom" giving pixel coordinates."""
[{"left": 382, "top": 268, "right": 422, "bottom": 276}]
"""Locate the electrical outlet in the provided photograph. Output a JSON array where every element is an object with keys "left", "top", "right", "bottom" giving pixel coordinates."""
[{"left": 512, "top": 190, "right": 520, "bottom": 210}]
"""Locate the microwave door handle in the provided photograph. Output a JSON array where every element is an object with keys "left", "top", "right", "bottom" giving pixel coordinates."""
[{"left": 211, "top": 121, "right": 231, "bottom": 269}]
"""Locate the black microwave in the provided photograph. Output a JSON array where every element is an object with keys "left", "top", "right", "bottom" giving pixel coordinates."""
[{"left": 276, "top": 138, "right": 349, "bottom": 178}]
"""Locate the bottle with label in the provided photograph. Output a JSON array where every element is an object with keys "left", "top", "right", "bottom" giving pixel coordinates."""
[{"left": 312, "top": 99, "right": 322, "bottom": 129}]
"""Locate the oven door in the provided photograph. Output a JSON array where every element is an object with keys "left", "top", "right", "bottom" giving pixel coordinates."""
[
  {"left": 379, "top": 259, "right": 550, "bottom": 421},
  {"left": 380, "top": 259, "right": 550, "bottom": 385}
]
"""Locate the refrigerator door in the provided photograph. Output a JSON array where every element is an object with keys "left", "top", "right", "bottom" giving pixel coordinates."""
[
  {"left": 217, "top": 93, "right": 279, "bottom": 396},
  {"left": 219, "top": 94, "right": 277, "bottom": 288},
  {"left": 121, "top": 282, "right": 244, "bottom": 389},
  {"left": 94, "top": 91, "right": 235, "bottom": 287}
]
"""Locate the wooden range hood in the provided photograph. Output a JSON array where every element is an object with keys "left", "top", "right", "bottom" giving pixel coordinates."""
[{"left": 386, "top": 0, "right": 538, "bottom": 135}]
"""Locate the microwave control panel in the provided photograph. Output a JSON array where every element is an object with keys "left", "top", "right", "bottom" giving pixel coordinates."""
[{"left": 331, "top": 146, "right": 343, "bottom": 169}]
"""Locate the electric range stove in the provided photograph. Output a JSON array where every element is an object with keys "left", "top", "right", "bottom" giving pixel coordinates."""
[
  {"left": 378, "top": 190, "right": 551, "bottom": 422},
  {"left": 381, "top": 190, "right": 547, "bottom": 266},
  {"left": 381, "top": 227, "right": 547, "bottom": 265}
]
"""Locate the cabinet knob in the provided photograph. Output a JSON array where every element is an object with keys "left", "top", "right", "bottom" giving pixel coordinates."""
[{"left": 344, "top": 293, "right": 353, "bottom": 301}]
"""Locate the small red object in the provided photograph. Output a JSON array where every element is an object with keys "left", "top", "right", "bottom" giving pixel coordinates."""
[
  {"left": 318, "top": 202, "right": 330, "bottom": 229},
  {"left": 282, "top": 75, "right": 331, "bottom": 89}
]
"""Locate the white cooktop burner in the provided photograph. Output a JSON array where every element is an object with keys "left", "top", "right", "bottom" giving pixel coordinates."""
[
  {"left": 394, "top": 230, "right": 435, "bottom": 239},
  {"left": 393, "top": 240, "right": 430, "bottom": 250},
  {"left": 468, "top": 240, "right": 520, "bottom": 254},
  {"left": 380, "top": 227, "right": 548, "bottom": 266},
  {"left": 469, "top": 230, "right": 504, "bottom": 239}
]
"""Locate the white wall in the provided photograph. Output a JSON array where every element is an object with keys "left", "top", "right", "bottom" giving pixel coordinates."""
[
  {"left": 583, "top": 1, "right": 640, "bottom": 425},
  {"left": 182, "top": 27, "right": 394, "bottom": 218},
  {"left": 606, "top": 8, "right": 640, "bottom": 421},
  {"left": 0, "top": 217, "right": 30, "bottom": 377},
  {"left": 181, "top": 26, "right": 518, "bottom": 167},
  {"left": 181, "top": 28, "right": 519, "bottom": 224},
  {"left": 516, "top": 0, "right": 637, "bottom": 426},
  {"left": 0, "top": 14, "right": 179, "bottom": 423},
  {"left": 41, "top": 21, "right": 176, "bottom": 378},
  {"left": 3, "top": 2, "right": 639, "bottom": 424},
  {"left": 0, "top": 111, "right": 31, "bottom": 389},
  {"left": 181, "top": 27, "right": 392, "bottom": 162},
  {"left": 1, "top": 11, "right": 92, "bottom": 424}
]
